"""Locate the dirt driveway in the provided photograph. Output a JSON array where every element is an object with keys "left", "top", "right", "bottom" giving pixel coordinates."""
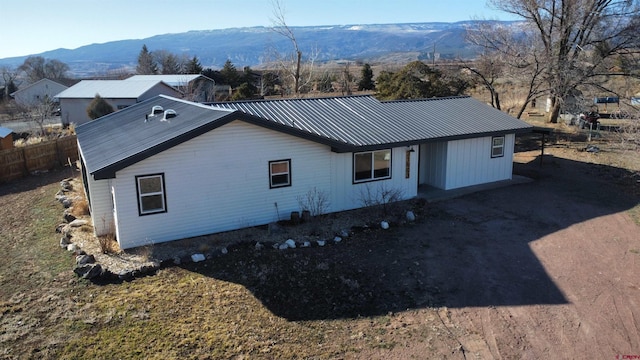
[{"left": 351, "top": 149, "right": 640, "bottom": 359}]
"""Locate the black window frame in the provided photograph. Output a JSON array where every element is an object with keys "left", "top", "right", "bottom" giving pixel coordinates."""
[
  {"left": 353, "top": 149, "right": 392, "bottom": 184},
  {"left": 269, "top": 159, "right": 292, "bottom": 189},
  {"left": 135, "top": 173, "right": 167, "bottom": 216}
]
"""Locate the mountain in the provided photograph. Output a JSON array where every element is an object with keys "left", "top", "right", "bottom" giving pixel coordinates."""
[{"left": 0, "top": 21, "right": 518, "bottom": 77}]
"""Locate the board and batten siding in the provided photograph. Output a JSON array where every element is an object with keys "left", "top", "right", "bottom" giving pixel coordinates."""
[
  {"left": 111, "top": 120, "right": 333, "bottom": 249},
  {"left": 419, "top": 142, "right": 448, "bottom": 189},
  {"left": 420, "top": 134, "right": 515, "bottom": 190},
  {"left": 445, "top": 134, "right": 515, "bottom": 190}
]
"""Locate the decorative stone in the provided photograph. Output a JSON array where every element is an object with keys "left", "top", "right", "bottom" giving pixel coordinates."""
[
  {"left": 278, "top": 243, "right": 289, "bottom": 250},
  {"left": 333, "top": 236, "right": 342, "bottom": 243},
  {"left": 301, "top": 241, "right": 311, "bottom": 247},
  {"left": 74, "top": 263, "right": 104, "bottom": 279},
  {"left": 317, "top": 240, "right": 326, "bottom": 247},
  {"left": 172, "top": 257, "right": 181, "bottom": 265},
  {"left": 68, "top": 219, "right": 88, "bottom": 227},
  {"left": 255, "top": 242, "right": 264, "bottom": 250},
  {"left": 63, "top": 211, "right": 76, "bottom": 223},
  {"left": 191, "top": 253, "right": 206, "bottom": 262},
  {"left": 340, "top": 229, "right": 350, "bottom": 238},
  {"left": 285, "top": 239, "right": 296, "bottom": 248},
  {"left": 60, "top": 236, "right": 71, "bottom": 248},
  {"left": 76, "top": 254, "right": 96, "bottom": 265},
  {"left": 406, "top": 211, "right": 416, "bottom": 222},
  {"left": 62, "top": 198, "right": 73, "bottom": 208},
  {"left": 66, "top": 243, "right": 79, "bottom": 252},
  {"left": 381, "top": 221, "right": 390, "bottom": 230},
  {"left": 221, "top": 247, "right": 228, "bottom": 255}
]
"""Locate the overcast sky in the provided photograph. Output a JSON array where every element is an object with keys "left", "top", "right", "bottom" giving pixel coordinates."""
[{"left": 1, "top": 0, "right": 519, "bottom": 59}]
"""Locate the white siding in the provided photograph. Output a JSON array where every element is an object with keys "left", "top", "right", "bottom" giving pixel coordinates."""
[
  {"left": 86, "top": 176, "right": 114, "bottom": 236},
  {"left": 104, "top": 121, "right": 421, "bottom": 249},
  {"left": 112, "top": 120, "right": 334, "bottom": 249},
  {"left": 330, "top": 147, "right": 418, "bottom": 213},
  {"left": 13, "top": 79, "right": 67, "bottom": 107},
  {"left": 419, "top": 142, "right": 447, "bottom": 188},
  {"left": 444, "top": 134, "right": 515, "bottom": 190},
  {"left": 60, "top": 98, "right": 138, "bottom": 126}
]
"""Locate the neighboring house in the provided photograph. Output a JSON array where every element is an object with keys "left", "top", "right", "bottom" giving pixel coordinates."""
[
  {"left": 54, "top": 80, "right": 182, "bottom": 126},
  {"left": 10, "top": 78, "right": 68, "bottom": 107},
  {"left": 0, "top": 127, "right": 13, "bottom": 150},
  {"left": 125, "top": 74, "right": 216, "bottom": 102},
  {"left": 76, "top": 94, "right": 532, "bottom": 249}
]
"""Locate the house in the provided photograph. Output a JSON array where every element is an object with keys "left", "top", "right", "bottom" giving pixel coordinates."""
[
  {"left": 124, "top": 74, "right": 216, "bottom": 102},
  {"left": 76, "top": 94, "right": 532, "bottom": 249},
  {"left": 54, "top": 80, "right": 182, "bottom": 126},
  {"left": 10, "top": 78, "right": 68, "bottom": 107},
  {"left": 0, "top": 127, "right": 13, "bottom": 150}
]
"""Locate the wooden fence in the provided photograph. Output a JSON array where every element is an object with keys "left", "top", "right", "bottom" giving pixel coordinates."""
[{"left": 0, "top": 136, "right": 78, "bottom": 183}]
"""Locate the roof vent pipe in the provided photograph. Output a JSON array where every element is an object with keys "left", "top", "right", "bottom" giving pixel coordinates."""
[
  {"left": 150, "top": 105, "right": 164, "bottom": 116},
  {"left": 162, "top": 109, "right": 177, "bottom": 121}
]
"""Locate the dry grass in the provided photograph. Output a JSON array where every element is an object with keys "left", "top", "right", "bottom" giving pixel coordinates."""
[
  {"left": 70, "top": 198, "right": 90, "bottom": 217},
  {"left": 98, "top": 232, "right": 122, "bottom": 254}
]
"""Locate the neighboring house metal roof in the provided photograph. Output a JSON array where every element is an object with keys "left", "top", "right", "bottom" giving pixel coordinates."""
[
  {"left": 54, "top": 79, "right": 178, "bottom": 99},
  {"left": 77, "top": 94, "right": 533, "bottom": 179},
  {"left": 125, "top": 74, "right": 214, "bottom": 87},
  {"left": 0, "top": 127, "right": 13, "bottom": 138}
]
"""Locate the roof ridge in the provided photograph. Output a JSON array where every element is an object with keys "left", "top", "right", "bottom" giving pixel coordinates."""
[
  {"left": 209, "top": 94, "right": 375, "bottom": 106},
  {"left": 381, "top": 95, "right": 471, "bottom": 103}
]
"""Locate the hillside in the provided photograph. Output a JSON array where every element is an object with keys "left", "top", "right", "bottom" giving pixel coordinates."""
[{"left": 0, "top": 21, "right": 519, "bottom": 77}]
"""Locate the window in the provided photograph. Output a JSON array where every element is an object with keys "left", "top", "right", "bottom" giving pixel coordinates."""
[
  {"left": 136, "top": 174, "right": 167, "bottom": 215},
  {"left": 491, "top": 136, "right": 505, "bottom": 158},
  {"left": 353, "top": 149, "right": 391, "bottom": 183},
  {"left": 269, "top": 159, "right": 291, "bottom": 188}
]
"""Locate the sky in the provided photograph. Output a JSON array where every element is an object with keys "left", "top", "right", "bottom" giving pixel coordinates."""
[{"left": 0, "top": 0, "right": 519, "bottom": 59}]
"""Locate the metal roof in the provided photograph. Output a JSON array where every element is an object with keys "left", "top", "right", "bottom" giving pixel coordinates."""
[
  {"left": 54, "top": 80, "right": 177, "bottom": 99},
  {"left": 76, "top": 95, "right": 238, "bottom": 179},
  {"left": 213, "top": 95, "right": 533, "bottom": 148},
  {"left": 77, "top": 94, "right": 533, "bottom": 179},
  {"left": 0, "top": 127, "right": 12, "bottom": 138},
  {"left": 124, "top": 74, "right": 214, "bottom": 87}
]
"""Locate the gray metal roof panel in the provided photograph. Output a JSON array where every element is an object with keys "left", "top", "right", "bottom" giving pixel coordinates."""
[
  {"left": 76, "top": 95, "right": 237, "bottom": 178},
  {"left": 213, "top": 95, "right": 532, "bottom": 147},
  {"left": 55, "top": 80, "right": 176, "bottom": 99}
]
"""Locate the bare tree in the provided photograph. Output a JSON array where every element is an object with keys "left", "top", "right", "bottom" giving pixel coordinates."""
[
  {"left": 471, "top": 0, "right": 640, "bottom": 122},
  {"left": 269, "top": 0, "right": 318, "bottom": 96},
  {"left": 18, "top": 56, "right": 69, "bottom": 83}
]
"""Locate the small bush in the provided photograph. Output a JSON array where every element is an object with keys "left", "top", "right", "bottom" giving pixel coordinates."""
[{"left": 98, "top": 233, "right": 121, "bottom": 254}]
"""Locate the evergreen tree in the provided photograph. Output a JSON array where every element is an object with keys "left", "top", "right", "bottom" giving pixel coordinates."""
[
  {"left": 136, "top": 45, "right": 158, "bottom": 75},
  {"left": 358, "top": 63, "right": 375, "bottom": 91},
  {"left": 184, "top": 56, "right": 203, "bottom": 74},
  {"left": 375, "top": 61, "right": 469, "bottom": 100},
  {"left": 220, "top": 60, "right": 241, "bottom": 88},
  {"left": 231, "top": 82, "right": 258, "bottom": 100},
  {"left": 86, "top": 94, "right": 115, "bottom": 120}
]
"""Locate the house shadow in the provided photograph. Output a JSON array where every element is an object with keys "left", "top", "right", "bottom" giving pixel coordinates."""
[{"left": 175, "top": 154, "right": 638, "bottom": 321}]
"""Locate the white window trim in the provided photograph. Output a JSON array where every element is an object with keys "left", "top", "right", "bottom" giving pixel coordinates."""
[
  {"left": 353, "top": 149, "right": 392, "bottom": 183},
  {"left": 136, "top": 173, "right": 167, "bottom": 216},
  {"left": 491, "top": 136, "right": 505, "bottom": 158}
]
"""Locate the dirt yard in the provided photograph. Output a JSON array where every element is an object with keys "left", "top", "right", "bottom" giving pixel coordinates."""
[{"left": 1, "top": 128, "right": 639, "bottom": 359}]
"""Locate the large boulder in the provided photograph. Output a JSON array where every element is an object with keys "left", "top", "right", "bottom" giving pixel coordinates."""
[{"left": 74, "top": 263, "right": 104, "bottom": 279}]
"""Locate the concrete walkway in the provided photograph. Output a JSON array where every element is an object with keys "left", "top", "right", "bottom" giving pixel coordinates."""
[{"left": 418, "top": 175, "right": 533, "bottom": 202}]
